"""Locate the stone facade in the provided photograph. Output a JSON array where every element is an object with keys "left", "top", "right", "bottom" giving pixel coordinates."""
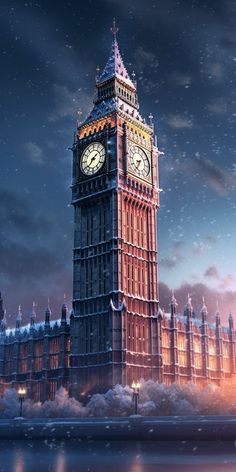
[
  {"left": 0, "top": 297, "right": 70, "bottom": 401},
  {"left": 0, "top": 293, "right": 235, "bottom": 401}
]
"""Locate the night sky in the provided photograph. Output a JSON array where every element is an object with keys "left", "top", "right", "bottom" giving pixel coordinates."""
[{"left": 1, "top": 0, "right": 235, "bottom": 325}]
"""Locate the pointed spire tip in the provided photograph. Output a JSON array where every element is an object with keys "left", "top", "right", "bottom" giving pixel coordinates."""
[{"left": 111, "top": 18, "right": 119, "bottom": 40}]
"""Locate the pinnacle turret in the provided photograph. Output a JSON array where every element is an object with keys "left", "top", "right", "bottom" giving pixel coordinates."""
[
  {"left": 30, "top": 301, "right": 36, "bottom": 327},
  {"left": 201, "top": 296, "right": 208, "bottom": 323},
  {"left": 229, "top": 312, "right": 234, "bottom": 330},
  {"left": 215, "top": 301, "right": 221, "bottom": 327},
  {"left": 45, "top": 299, "right": 51, "bottom": 325},
  {"left": 61, "top": 294, "right": 68, "bottom": 324},
  {"left": 16, "top": 305, "right": 22, "bottom": 330},
  {"left": 157, "top": 306, "right": 163, "bottom": 320},
  {"left": 170, "top": 290, "right": 178, "bottom": 319}
]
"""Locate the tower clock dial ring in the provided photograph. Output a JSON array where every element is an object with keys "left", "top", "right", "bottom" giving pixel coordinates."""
[
  {"left": 80, "top": 142, "right": 105, "bottom": 176},
  {"left": 129, "top": 145, "right": 150, "bottom": 178}
]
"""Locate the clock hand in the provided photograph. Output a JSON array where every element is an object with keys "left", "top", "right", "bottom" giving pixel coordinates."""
[{"left": 89, "top": 153, "right": 99, "bottom": 165}]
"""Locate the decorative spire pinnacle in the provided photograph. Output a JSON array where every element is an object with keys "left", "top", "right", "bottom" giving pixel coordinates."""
[
  {"left": 111, "top": 18, "right": 119, "bottom": 41},
  {"left": 32, "top": 301, "right": 36, "bottom": 314},
  {"left": 201, "top": 296, "right": 207, "bottom": 312},
  {"left": 30, "top": 301, "right": 36, "bottom": 326},
  {"left": 157, "top": 306, "right": 163, "bottom": 320},
  {"left": 0, "top": 309, "right": 6, "bottom": 332},
  {"left": 2, "top": 310, "right": 6, "bottom": 328},
  {"left": 95, "top": 65, "right": 100, "bottom": 81},
  {"left": 201, "top": 296, "right": 208, "bottom": 323},
  {"left": 17, "top": 305, "right": 22, "bottom": 321},
  {"left": 229, "top": 312, "right": 234, "bottom": 329},
  {"left": 149, "top": 112, "right": 154, "bottom": 126},
  {"left": 170, "top": 289, "right": 178, "bottom": 307},
  {"left": 170, "top": 290, "right": 177, "bottom": 319},
  {"left": 45, "top": 298, "right": 51, "bottom": 325},
  {"left": 215, "top": 300, "right": 221, "bottom": 325},
  {"left": 77, "top": 109, "right": 83, "bottom": 127},
  {"left": 61, "top": 293, "right": 68, "bottom": 324},
  {"left": 16, "top": 305, "right": 22, "bottom": 329},
  {"left": 186, "top": 293, "right": 193, "bottom": 310}
]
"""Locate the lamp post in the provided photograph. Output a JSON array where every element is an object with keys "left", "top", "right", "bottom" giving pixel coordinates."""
[
  {"left": 18, "top": 387, "right": 26, "bottom": 417},
  {"left": 131, "top": 381, "right": 140, "bottom": 415}
]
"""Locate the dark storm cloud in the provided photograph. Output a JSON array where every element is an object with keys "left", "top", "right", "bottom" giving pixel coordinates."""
[
  {"left": 0, "top": 242, "right": 62, "bottom": 281},
  {"left": 160, "top": 255, "right": 183, "bottom": 270},
  {"left": 0, "top": 4, "right": 81, "bottom": 84},
  {"left": 133, "top": 46, "right": 159, "bottom": 73},
  {"left": 203, "top": 266, "right": 236, "bottom": 291},
  {"left": 0, "top": 189, "right": 50, "bottom": 235},
  {"left": 160, "top": 257, "right": 178, "bottom": 270},
  {"left": 160, "top": 240, "right": 184, "bottom": 270},
  {"left": 49, "top": 84, "right": 91, "bottom": 123},
  {"left": 204, "top": 265, "right": 219, "bottom": 279},
  {"left": 189, "top": 159, "right": 235, "bottom": 196}
]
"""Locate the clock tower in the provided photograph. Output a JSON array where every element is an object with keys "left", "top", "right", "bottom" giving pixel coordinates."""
[{"left": 70, "top": 23, "right": 161, "bottom": 397}]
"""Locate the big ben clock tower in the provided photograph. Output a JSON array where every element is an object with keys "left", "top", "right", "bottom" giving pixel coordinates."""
[{"left": 70, "top": 22, "right": 161, "bottom": 397}]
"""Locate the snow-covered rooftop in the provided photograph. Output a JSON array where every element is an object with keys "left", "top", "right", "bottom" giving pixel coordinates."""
[
  {"left": 5, "top": 319, "right": 62, "bottom": 337},
  {"left": 97, "top": 34, "right": 135, "bottom": 90},
  {"left": 84, "top": 96, "right": 144, "bottom": 126}
]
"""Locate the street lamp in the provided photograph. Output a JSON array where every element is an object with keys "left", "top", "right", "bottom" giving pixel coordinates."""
[
  {"left": 131, "top": 381, "right": 140, "bottom": 415},
  {"left": 18, "top": 387, "right": 26, "bottom": 417}
]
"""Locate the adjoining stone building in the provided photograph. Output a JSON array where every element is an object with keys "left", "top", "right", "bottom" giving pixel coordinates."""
[
  {"left": 0, "top": 295, "right": 70, "bottom": 401},
  {"left": 0, "top": 24, "right": 235, "bottom": 401},
  {"left": 0, "top": 292, "right": 235, "bottom": 401}
]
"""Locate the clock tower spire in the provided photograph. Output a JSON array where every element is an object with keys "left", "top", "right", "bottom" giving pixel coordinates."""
[{"left": 70, "top": 24, "right": 161, "bottom": 397}]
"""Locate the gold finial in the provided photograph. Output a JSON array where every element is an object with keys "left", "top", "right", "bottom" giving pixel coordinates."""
[{"left": 111, "top": 18, "right": 119, "bottom": 40}]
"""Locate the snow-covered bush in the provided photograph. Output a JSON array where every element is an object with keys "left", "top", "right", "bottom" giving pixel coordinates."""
[{"left": 1, "top": 379, "right": 236, "bottom": 418}]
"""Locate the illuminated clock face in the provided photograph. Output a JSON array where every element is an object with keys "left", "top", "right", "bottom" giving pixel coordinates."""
[
  {"left": 80, "top": 142, "right": 105, "bottom": 175},
  {"left": 129, "top": 145, "right": 150, "bottom": 178}
]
